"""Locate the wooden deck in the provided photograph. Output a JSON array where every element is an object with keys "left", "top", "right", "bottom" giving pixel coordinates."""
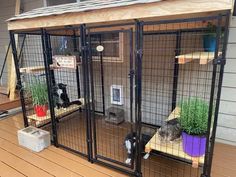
[
  {"left": 0, "top": 114, "right": 126, "bottom": 177},
  {"left": 0, "top": 113, "right": 235, "bottom": 177},
  {"left": 0, "top": 89, "right": 20, "bottom": 110}
]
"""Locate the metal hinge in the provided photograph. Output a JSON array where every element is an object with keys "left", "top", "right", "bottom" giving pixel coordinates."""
[
  {"left": 81, "top": 45, "right": 89, "bottom": 51},
  {"left": 136, "top": 49, "right": 143, "bottom": 57},
  {"left": 128, "top": 70, "right": 135, "bottom": 78},
  {"left": 213, "top": 57, "right": 226, "bottom": 65}
]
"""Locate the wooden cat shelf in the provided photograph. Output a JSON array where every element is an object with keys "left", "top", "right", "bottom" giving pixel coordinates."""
[
  {"left": 28, "top": 98, "right": 84, "bottom": 127},
  {"left": 145, "top": 107, "right": 204, "bottom": 168},
  {"left": 20, "top": 65, "right": 56, "bottom": 73},
  {"left": 19, "top": 63, "right": 81, "bottom": 74},
  {"left": 175, "top": 52, "right": 219, "bottom": 65}
]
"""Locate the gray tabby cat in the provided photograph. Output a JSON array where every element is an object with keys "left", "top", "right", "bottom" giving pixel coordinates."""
[{"left": 158, "top": 118, "right": 182, "bottom": 142}]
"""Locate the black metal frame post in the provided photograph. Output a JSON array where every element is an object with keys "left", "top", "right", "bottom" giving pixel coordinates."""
[
  {"left": 80, "top": 24, "right": 93, "bottom": 161},
  {"left": 9, "top": 31, "right": 28, "bottom": 127},
  {"left": 41, "top": 28, "right": 58, "bottom": 146},
  {"left": 47, "top": 34, "right": 56, "bottom": 86},
  {"left": 73, "top": 30, "right": 81, "bottom": 99},
  {"left": 201, "top": 14, "right": 223, "bottom": 177},
  {"left": 203, "top": 12, "right": 230, "bottom": 177},
  {"left": 171, "top": 31, "right": 181, "bottom": 110},
  {"left": 128, "top": 28, "right": 136, "bottom": 169},
  {"left": 87, "top": 28, "right": 96, "bottom": 162},
  {"left": 134, "top": 20, "right": 143, "bottom": 177},
  {"left": 99, "top": 34, "right": 106, "bottom": 115}
]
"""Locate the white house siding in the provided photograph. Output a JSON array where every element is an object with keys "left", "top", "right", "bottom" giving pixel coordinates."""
[
  {"left": 0, "top": 0, "right": 43, "bottom": 86},
  {"left": 216, "top": 15, "right": 236, "bottom": 146}
]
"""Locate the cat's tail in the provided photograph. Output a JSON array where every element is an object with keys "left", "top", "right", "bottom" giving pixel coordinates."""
[{"left": 69, "top": 100, "right": 82, "bottom": 106}]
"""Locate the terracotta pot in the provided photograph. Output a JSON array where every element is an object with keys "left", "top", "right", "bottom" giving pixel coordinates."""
[{"left": 34, "top": 105, "right": 48, "bottom": 117}]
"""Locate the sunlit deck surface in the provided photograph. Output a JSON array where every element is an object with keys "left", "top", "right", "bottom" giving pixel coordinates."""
[{"left": 0, "top": 113, "right": 235, "bottom": 177}]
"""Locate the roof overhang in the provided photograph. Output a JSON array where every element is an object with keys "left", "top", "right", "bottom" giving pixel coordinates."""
[{"left": 7, "top": 0, "right": 233, "bottom": 31}]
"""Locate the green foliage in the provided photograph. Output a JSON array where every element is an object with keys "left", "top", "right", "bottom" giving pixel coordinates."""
[
  {"left": 180, "top": 98, "right": 209, "bottom": 136},
  {"left": 206, "top": 22, "right": 217, "bottom": 34},
  {"left": 27, "top": 81, "right": 48, "bottom": 106},
  {"left": 205, "top": 22, "right": 224, "bottom": 37}
]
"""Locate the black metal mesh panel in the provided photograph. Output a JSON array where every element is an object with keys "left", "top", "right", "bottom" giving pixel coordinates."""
[
  {"left": 19, "top": 34, "right": 51, "bottom": 128},
  {"left": 140, "top": 16, "right": 226, "bottom": 177},
  {"left": 48, "top": 33, "right": 88, "bottom": 155},
  {"left": 89, "top": 29, "right": 136, "bottom": 169}
]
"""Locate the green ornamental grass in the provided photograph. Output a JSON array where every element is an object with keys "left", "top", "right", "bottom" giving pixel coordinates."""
[
  {"left": 180, "top": 98, "right": 209, "bottom": 136},
  {"left": 27, "top": 81, "right": 48, "bottom": 106}
]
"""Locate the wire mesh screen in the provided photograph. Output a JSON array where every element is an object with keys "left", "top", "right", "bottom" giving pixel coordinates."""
[
  {"left": 48, "top": 33, "right": 88, "bottom": 155},
  {"left": 18, "top": 34, "right": 51, "bottom": 129},
  {"left": 89, "top": 29, "right": 136, "bottom": 168},
  {"left": 140, "top": 16, "right": 226, "bottom": 177}
]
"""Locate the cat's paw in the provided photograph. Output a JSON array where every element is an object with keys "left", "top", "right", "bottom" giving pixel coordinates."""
[
  {"left": 125, "top": 158, "right": 131, "bottom": 164},
  {"left": 143, "top": 153, "right": 150, "bottom": 160}
]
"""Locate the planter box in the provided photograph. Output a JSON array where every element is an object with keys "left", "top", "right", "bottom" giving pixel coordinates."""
[{"left": 17, "top": 126, "right": 50, "bottom": 152}]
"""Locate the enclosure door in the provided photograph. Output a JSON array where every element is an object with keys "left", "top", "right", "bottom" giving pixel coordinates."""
[{"left": 87, "top": 28, "right": 136, "bottom": 171}]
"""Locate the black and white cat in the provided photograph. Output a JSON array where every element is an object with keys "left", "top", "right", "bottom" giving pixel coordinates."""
[
  {"left": 124, "top": 132, "right": 151, "bottom": 164},
  {"left": 53, "top": 83, "right": 82, "bottom": 109}
]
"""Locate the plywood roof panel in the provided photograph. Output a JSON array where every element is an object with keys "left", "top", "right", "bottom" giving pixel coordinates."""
[
  {"left": 8, "top": 0, "right": 162, "bottom": 21},
  {"left": 7, "top": 0, "right": 232, "bottom": 31}
]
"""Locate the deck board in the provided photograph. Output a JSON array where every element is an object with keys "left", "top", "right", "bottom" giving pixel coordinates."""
[
  {"left": 0, "top": 113, "right": 235, "bottom": 177},
  {"left": 0, "top": 148, "right": 53, "bottom": 177},
  {"left": 0, "top": 161, "right": 25, "bottom": 177},
  {"left": 0, "top": 114, "right": 127, "bottom": 177}
]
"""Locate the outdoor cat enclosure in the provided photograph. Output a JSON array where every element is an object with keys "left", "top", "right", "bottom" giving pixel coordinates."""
[{"left": 8, "top": 0, "right": 231, "bottom": 177}]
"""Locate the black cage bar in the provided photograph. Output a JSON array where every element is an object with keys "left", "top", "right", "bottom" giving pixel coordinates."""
[{"left": 10, "top": 12, "right": 230, "bottom": 177}]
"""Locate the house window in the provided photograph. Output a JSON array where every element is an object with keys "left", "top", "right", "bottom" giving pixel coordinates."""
[{"left": 91, "top": 32, "right": 124, "bottom": 62}]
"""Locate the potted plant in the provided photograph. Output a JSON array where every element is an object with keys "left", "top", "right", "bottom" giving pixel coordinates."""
[
  {"left": 180, "top": 98, "right": 209, "bottom": 157},
  {"left": 27, "top": 81, "right": 48, "bottom": 117},
  {"left": 203, "top": 22, "right": 217, "bottom": 52}
]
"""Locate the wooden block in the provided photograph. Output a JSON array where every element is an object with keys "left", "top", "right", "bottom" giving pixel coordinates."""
[
  {"left": 145, "top": 146, "right": 152, "bottom": 153},
  {"left": 178, "top": 57, "right": 193, "bottom": 64},
  {"left": 192, "top": 157, "right": 199, "bottom": 168}
]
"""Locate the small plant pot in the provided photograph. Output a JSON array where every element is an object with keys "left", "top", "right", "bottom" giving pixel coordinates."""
[
  {"left": 203, "top": 35, "right": 216, "bottom": 52},
  {"left": 34, "top": 105, "right": 48, "bottom": 117},
  {"left": 182, "top": 132, "right": 206, "bottom": 157}
]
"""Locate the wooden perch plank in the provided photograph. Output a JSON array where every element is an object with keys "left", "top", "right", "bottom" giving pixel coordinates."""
[
  {"left": 27, "top": 98, "right": 85, "bottom": 127},
  {"left": 145, "top": 133, "right": 205, "bottom": 167},
  {"left": 19, "top": 65, "right": 57, "bottom": 73},
  {"left": 28, "top": 104, "right": 82, "bottom": 121},
  {"left": 176, "top": 52, "right": 216, "bottom": 65},
  {"left": 145, "top": 107, "right": 204, "bottom": 168}
]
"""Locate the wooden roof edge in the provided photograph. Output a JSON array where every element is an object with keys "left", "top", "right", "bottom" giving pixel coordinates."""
[
  {"left": 7, "top": 0, "right": 162, "bottom": 22},
  {"left": 7, "top": 0, "right": 232, "bottom": 31}
]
